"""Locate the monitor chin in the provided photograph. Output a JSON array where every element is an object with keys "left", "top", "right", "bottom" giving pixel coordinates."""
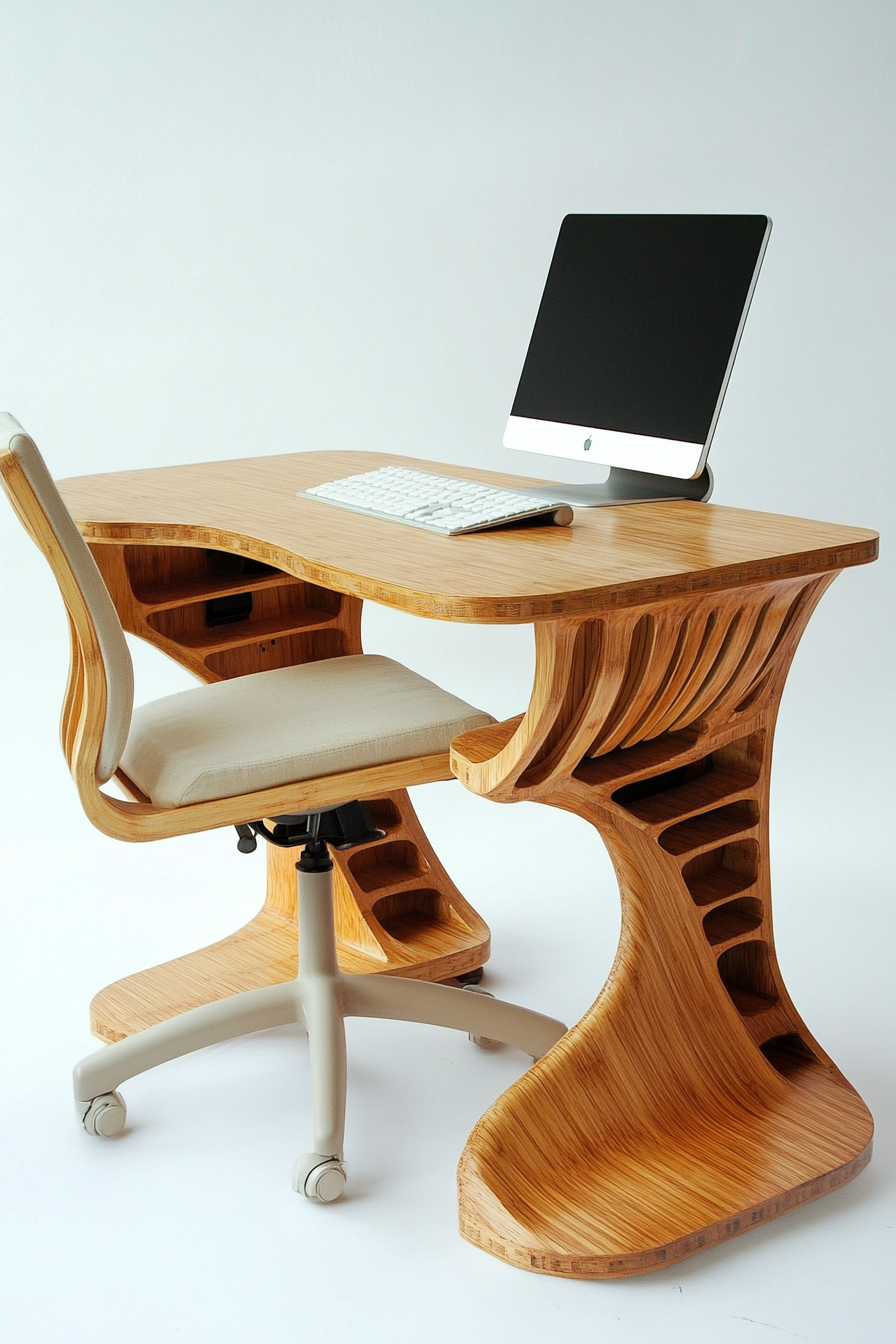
[{"left": 503, "top": 415, "right": 706, "bottom": 481}]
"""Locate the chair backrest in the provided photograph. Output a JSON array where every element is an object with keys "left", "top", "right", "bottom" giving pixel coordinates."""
[{"left": 0, "top": 413, "right": 133, "bottom": 784}]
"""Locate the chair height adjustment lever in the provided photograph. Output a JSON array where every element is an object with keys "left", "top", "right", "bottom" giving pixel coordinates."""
[{"left": 235, "top": 824, "right": 258, "bottom": 854}]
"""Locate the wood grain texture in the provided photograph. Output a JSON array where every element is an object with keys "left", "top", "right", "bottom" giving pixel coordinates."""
[
  {"left": 452, "top": 572, "right": 874, "bottom": 1277},
  {"left": 57, "top": 451, "right": 877, "bottom": 624}
]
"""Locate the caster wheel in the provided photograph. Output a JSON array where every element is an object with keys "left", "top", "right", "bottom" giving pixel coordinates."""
[
  {"left": 456, "top": 966, "right": 485, "bottom": 986},
  {"left": 293, "top": 1152, "right": 347, "bottom": 1202},
  {"left": 463, "top": 984, "right": 500, "bottom": 1049},
  {"left": 81, "top": 1091, "right": 127, "bottom": 1137}
]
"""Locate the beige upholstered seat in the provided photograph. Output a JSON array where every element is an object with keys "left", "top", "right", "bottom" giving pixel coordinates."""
[{"left": 122, "top": 654, "right": 494, "bottom": 807}]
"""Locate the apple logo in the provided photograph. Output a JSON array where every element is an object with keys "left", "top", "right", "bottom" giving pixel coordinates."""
[{"left": 583, "top": 436, "right": 592, "bottom": 452}]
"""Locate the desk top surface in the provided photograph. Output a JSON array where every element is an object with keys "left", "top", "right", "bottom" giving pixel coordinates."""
[{"left": 59, "top": 450, "right": 878, "bottom": 623}]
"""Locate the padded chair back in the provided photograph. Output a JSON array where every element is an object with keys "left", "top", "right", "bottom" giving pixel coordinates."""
[{"left": 0, "top": 413, "right": 134, "bottom": 784}]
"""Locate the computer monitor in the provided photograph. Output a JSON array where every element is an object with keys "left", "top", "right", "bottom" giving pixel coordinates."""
[{"left": 504, "top": 214, "right": 771, "bottom": 506}]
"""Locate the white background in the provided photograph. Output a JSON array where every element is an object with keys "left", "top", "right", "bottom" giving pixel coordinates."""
[{"left": 1, "top": 3, "right": 894, "bottom": 1341}]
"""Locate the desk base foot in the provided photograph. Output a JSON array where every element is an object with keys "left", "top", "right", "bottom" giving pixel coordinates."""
[
  {"left": 458, "top": 1027, "right": 873, "bottom": 1279},
  {"left": 459, "top": 1142, "right": 872, "bottom": 1279}
]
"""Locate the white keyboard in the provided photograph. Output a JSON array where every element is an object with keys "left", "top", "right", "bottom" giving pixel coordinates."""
[{"left": 300, "top": 466, "right": 573, "bottom": 536}]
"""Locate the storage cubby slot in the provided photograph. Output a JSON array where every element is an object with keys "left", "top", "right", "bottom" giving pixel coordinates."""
[
  {"left": 611, "top": 733, "right": 763, "bottom": 826},
  {"left": 702, "top": 896, "right": 763, "bottom": 946},
  {"left": 206, "top": 592, "right": 253, "bottom": 627},
  {"left": 204, "top": 629, "right": 346, "bottom": 678},
  {"left": 347, "top": 840, "right": 430, "bottom": 894},
  {"left": 146, "top": 580, "right": 341, "bottom": 651},
  {"left": 658, "top": 801, "right": 759, "bottom": 856},
  {"left": 682, "top": 840, "right": 758, "bottom": 906},
  {"left": 759, "top": 1033, "right": 822, "bottom": 1081},
  {"left": 371, "top": 889, "right": 473, "bottom": 953},
  {"left": 572, "top": 728, "right": 702, "bottom": 790},
  {"left": 717, "top": 940, "right": 778, "bottom": 1016},
  {"left": 611, "top": 756, "right": 712, "bottom": 811},
  {"left": 124, "top": 545, "right": 286, "bottom": 607},
  {"left": 365, "top": 798, "right": 401, "bottom": 831},
  {"left": 612, "top": 757, "right": 758, "bottom": 824}
]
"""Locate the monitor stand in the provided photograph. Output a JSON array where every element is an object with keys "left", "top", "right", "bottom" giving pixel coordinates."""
[{"left": 524, "top": 464, "right": 713, "bottom": 508}]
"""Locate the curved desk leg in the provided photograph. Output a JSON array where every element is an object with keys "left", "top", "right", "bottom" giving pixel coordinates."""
[
  {"left": 451, "top": 574, "right": 873, "bottom": 1277},
  {"left": 87, "top": 541, "right": 490, "bottom": 1043}
]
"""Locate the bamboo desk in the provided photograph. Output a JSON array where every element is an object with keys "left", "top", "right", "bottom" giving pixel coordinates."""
[{"left": 59, "top": 450, "right": 877, "bottom": 1279}]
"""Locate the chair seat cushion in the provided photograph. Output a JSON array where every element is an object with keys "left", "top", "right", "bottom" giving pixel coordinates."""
[{"left": 119, "top": 654, "right": 495, "bottom": 808}]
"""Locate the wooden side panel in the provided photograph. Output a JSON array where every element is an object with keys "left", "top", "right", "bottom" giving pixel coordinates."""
[{"left": 453, "top": 572, "right": 873, "bottom": 1277}]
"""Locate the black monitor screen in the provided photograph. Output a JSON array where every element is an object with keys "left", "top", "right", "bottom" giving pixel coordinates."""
[{"left": 511, "top": 215, "right": 770, "bottom": 444}]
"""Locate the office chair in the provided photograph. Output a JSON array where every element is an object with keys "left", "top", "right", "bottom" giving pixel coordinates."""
[{"left": 0, "top": 413, "right": 566, "bottom": 1200}]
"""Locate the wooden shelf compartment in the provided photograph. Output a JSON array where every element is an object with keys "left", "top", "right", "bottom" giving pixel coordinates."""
[
  {"left": 606, "top": 732, "right": 764, "bottom": 828},
  {"left": 203, "top": 628, "right": 348, "bottom": 679},
  {"left": 717, "top": 940, "right": 779, "bottom": 1016},
  {"left": 658, "top": 800, "right": 760, "bottom": 857},
  {"left": 145, "top": 576, "right": 341, "bottom": 648},
  {"left": 572, "top": 727, "right": 703, "bottom": 790},
  {"left": 365, "top": 797, "right": 402, "bottom": 832},
  {"left": 681, "top": 839, "right": 759, "bottom": 907},
  {"left": 146, "top": 605, "right": 341, "bottom": 653},
  {"left": 370, "top": 889, "right": 477, "bottom": 960},
  {"left": 347, "top": 840, "right": 431, "bottom": 894},
  {"left": 759, "top": 1033, "right": 826, "bottom": 1083},
  {"left": 702, "top": 895, "right": 764, "bottom": 946},
  {"left": 611, "top": 763, "right": 758, "bottom": 826},
  {"left": 121, "top": 544, "right": 285, "bottom": 605},
  {"left": 131, "top": 569, "right": 296, "bottom": 611},
  {"left": 88, "top": 540, "right": 358, "bottom": 682}
]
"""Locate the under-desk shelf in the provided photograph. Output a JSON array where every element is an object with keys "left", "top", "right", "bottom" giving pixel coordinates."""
[
  {"left": 133, "top": 569, "right": 295, "bottom": 611},
  {"left": 88, "top": 540, "right": 355, "bottom": 682},
  {"left": 146, "top": 607, "right": 341, "bottom": 654}
]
